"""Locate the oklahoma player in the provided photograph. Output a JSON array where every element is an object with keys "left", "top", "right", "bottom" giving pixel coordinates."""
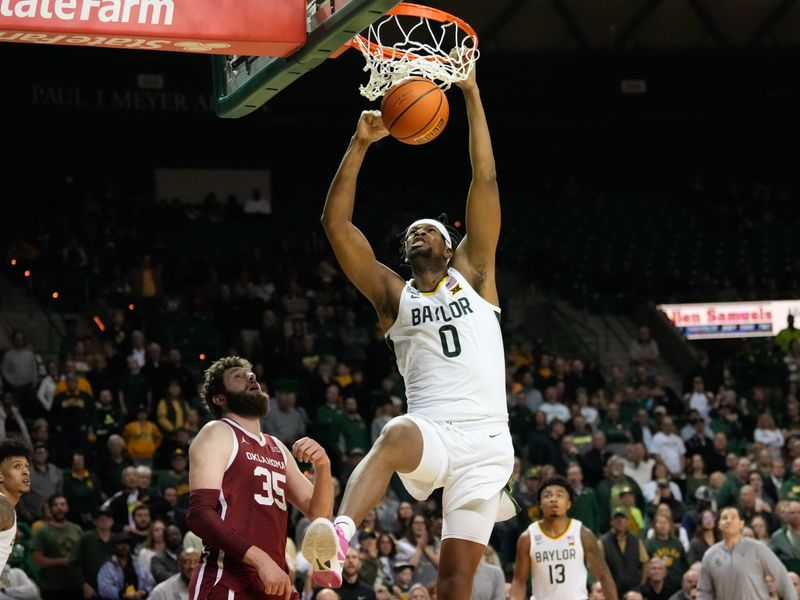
[{"left": 187, "top": 357, "right": 333, "bottom": 600}]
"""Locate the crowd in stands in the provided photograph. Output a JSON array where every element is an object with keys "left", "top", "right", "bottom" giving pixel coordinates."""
[{"left": 3, "top": 174, "right": 800, "bottom": 600}]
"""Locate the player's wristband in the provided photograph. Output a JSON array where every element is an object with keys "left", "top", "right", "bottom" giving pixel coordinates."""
[{"left": 187, "top": 489, "right": 252, "bottom": 562}]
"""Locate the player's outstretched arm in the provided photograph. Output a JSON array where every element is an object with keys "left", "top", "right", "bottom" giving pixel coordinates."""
[
  {"left": 452, "top": 66, "right": 500, "bottom": 304},
  {"left": 276, "top": 436, "right": 333, "bottom": 521},
  {"left": 581, "top": 527, "right": 618, "bottom": 600},
  {"left": 322, "top": 111, "right": 404, "bottom": 320},
  {"left": 510, "top": 529, "right": 531, "bottom": 600}
]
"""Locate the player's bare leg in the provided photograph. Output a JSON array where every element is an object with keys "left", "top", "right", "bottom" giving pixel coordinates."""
[
  {"left": 437, "top": 538, "right": 486, "bottom": 600},
  {"left": 302, "top": 418, "right": 423, "bottom": 587}
]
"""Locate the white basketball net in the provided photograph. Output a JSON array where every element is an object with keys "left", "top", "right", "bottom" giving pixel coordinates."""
[{"left": 353, "top": 11, "right": 479, "bottom": 101}]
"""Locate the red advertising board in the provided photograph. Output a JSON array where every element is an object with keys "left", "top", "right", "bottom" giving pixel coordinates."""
[{"left": 0, "top": 0, "right": 306, "bottom": 55}]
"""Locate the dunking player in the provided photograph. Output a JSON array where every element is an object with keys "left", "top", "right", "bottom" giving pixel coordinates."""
[
  {"left": 0, "top": 440, "right": 30, "bottom": 572},
  {"left": 187, "top": 357, "right": 334, "bottom": 600},
  {"left": 302, "top": 66, "right": 515, "bottom": 599},
  {"left": 510, "top": 476, "right": 617, "bottom": 600}
]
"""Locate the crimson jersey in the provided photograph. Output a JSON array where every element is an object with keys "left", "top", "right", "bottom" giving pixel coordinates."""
[{"left": 189, "top": 418, "right": 293, "bottom": 600}]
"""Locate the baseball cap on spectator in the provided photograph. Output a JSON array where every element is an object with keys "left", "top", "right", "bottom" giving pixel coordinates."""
[
  {"left": 695, "top": 485, "right": 712, "bottom": 502},
  {"left": 111, "top": 532, "right": 134, "bottom": 545},
  {"left": 526, "top": 467, "right": 542, "bottom": 479},
  {"left": 172, "top": 448, "right": 187, "bottom": 459},
  {"left": 393, "top": 562, "right": 415, "bottom": 572},
  {"left": 359, "top": 530, "right": 377, "bottom": 542},
  {"left": 619, "top": 484, "right": 633, "bottom": 495},
  {"left": 612, "top": 507, "right": 628, "bottom": 519},
  {"left": 657, "top": 479, "right": 670, "bottom": 488},
  {"left": 93, "top": 506, "right": 114, "bottom": 519}
]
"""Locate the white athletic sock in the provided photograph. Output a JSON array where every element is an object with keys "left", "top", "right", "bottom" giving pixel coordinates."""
[{"left": 333, "top": 515, "right": 356, "bottom": 542}]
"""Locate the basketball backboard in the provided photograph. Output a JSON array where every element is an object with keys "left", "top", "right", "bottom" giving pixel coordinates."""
[{"left": 213, "top": 0, "right": 401, "bottom": 119}]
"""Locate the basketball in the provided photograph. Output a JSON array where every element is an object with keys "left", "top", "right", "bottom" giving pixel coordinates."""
[{"left": 380, "top": 77, "right": 449, "bottom": 145}]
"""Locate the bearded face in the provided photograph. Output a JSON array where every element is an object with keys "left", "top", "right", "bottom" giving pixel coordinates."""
[{"left": 223, "top": 388, "right": 269, "bottom": 418}]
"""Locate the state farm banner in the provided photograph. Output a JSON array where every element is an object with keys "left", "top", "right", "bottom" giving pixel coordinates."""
[
  {"left": 658, "top": 299, "right": 800, "bottom": 340},
  {"left": 0, "top": 0, "right": 306, "bottom": 55}
]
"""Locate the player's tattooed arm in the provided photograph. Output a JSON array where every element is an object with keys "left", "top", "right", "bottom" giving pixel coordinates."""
[
  {"left": 581, "top": 526, "right": 618, "bottom": 600},
  {"left": 509, "top": 529, "right": 531, "bottom": 600},
  {"left": 0, "top": 495, "right": 15, "bottom": 531}
]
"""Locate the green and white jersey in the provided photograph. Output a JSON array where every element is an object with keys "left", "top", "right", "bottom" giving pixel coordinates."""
[
  {"left": 529, "top": 518, "right": 588, "bottom": 600},
  {"left": 385, "top": 267, "right": 507, "bottom": 423}
]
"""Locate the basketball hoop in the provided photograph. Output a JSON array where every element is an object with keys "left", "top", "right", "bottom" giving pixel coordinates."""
[{"left": 350, "top": 3, "right": 479, "bottom": 101}]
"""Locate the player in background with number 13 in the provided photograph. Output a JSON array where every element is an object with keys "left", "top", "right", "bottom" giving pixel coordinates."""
[
  {"left": 511, "top": 476, "right": 618, "bottom": 600},
  {"left": 187, "top": 357, "right": 333, "bottom": 600}
]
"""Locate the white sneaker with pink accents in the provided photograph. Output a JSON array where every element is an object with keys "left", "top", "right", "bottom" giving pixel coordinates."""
[{"left": 301, "top": 518, "right": 349, "bottom": 588}]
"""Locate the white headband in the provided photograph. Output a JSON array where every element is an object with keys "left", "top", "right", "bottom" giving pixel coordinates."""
[{"left": 407, "top": 219, "right": 452, "bottom": 249}]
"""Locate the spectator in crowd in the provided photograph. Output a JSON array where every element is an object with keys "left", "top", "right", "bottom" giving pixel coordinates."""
[
  {"left": 332, "top": 547, "right": 377, "bottom": 600},
  {"left": 30, "top": 495, "right": 83, "bottom": 600},
  {"left": 155, "top": 381, "right": 191, "bottom": 453},
  {"left": 651, "top": 417, "right": 686, "bottom": 482},
  {"left": 629, "top": 326, "right": 659, "bottom": 374},
  {"left": 97, "top": 532, "right": 153, "bottom": 600},
  {"left": 356, "top": 530, "right": 380, "bottom": 587},
  {"left": 150, "top": 525, "right": 183, "bottom": 584},
  {"left": 596, "top": 456, "right": 645, "bottom": 533},
  {"left": 769, "top": 500, "right": 800, "bottom": 574},
  {"left": 683, "top": 377, "right": 713, "bottom": 425},
  {"left": 567, "top": 463, "right": 600, "bottom": 534},
  {"left": 103, "top": 466, "right": 144, "bottom": 532},
  {"left": 158, "top": 449, "right": 190, "bottom": 508},
  {"left": 93, "top": 389, "right": 123, "bottom": 457},
  {"left": 148, "top": 548, "right": 200, "bottom": 600},
  {"left": 0, "top": 393, "right": 31, "bottom": 446},
  {"left": 623, "top": 442, "right": 655, "bottom": 491},
  {"left": 118, "top": 357, "right": 149, "bottom": 420},
  {"left": 63, "top": 450, "right": 102, "bottom": 529},
  {"left": 640, "top": 557, "right": 671, "bottom": 600},
  {"left": 51, "top": 373, "right": 94, "bottom": 467},
  {"left": 469, "top": 545, "right": 505, "bottom": 600},
  {"left": 716, "top": 456, "right": 752, "bottom": 508},
  {"left": 134, "top": 519, "right": 165, "bottom": 578},
  {"left": 148, "top": 486, "right": 187, "bottom": 534},
  {"left": 754, "top": 413, "right": 785, "bottom": 461},
  {"left": 163, "top": 350, "right": 195, "bottom": 405},
  {"left": 582, "top": 431, "right": 614, "bottom": 489},
  {"left": 265, "top": 389, "right": 307, "bottom": 447},
  {"left": 36, "top": 361, "right": 59, "bottom": 415},
  {"left": 399, "top": 515, "right": 438, "bottom": 587},
  {"left": 0, "top": 331, "right": 39, "bottom": 417},
  {"left": 97, "top": 435, "right": 134, "bottom": 498},
  {"left": 776, "top": 314, "right": 800, "bottom": 353},
  {"left": 644, "top": 514, "right": 687, "bottom": 596},
  {"left": 600, "top": 508, "right": 649, "bottom": 595},
  {"left": 539, "top": 385, "right": 570, "bottom": 424},
  {"left": 375, "top": 532, "right": 398, "bottom": 589},
  {"left": 668, "top": 567, "right": 699, "bottom": 600},
  {"left": 20, "top": 444, "right": 62, "bottom": 526},
  {"left": 370, "top": 398, "right": 396, "bottom": 445},
  {"left": 71, "top": 506, "right": 114, "bottom": 600},
  {"left": 126, "top": 503, "right": 152, "bottom": 548},
  {"left": 687, "top": 509, "right": 720, "bottom": 564},
  {"left": 390, "top": 562, "right": 415, "bottom": 598},
  {"left": 122, "top": 405, "right": 162, "bottom": 467}
]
